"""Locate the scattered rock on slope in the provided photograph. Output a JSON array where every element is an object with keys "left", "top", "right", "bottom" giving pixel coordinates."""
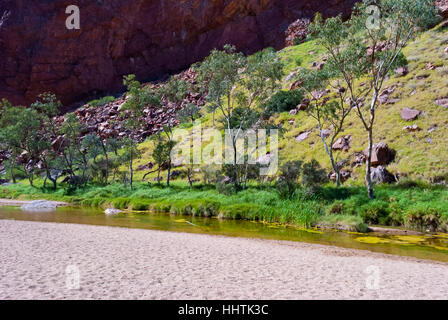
[
  {"left": 329, "top": 170, "right": 352, "bottom": 183},
  {"left": 403, "top": 124, "right": 421, "bottom": 132},
  {"left": 436, "top": 98, "right": 448, "bottom": 108},
  {"left": 332, "top": 135, "right": 352, "bottom": 152},
  {"left": 394, "top": 67, "right": 408, "bottom": 76},
  {"left": 364, "top": 142, "right": 395, "bottom": 167},
  {"left": 378, "top": 85, "right": 397, "bottom": 104},
  {"left": 401, "top": 108, "right": 422, "bottom": 121},
  {"left": 296, "top": 131, "right": 312, "bottom": 142},
  {"left": 321, "top": 129, "right": 331, "bottom": 139},
  {"left": 370, "top": 166, "right": 397, "bottom": 184}
]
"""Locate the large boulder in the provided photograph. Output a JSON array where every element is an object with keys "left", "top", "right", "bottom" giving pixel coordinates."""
[
  {"left": 370, "top": 166, "right": 397, "bottom": 184},
  {"left": 364, "top": 142, "right": 394, "bottom": 167}
]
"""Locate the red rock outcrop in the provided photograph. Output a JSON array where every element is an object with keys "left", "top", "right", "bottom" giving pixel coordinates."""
[
  {"left": 0, "top": 0, "right": 357, "bottom": 106},
  {"left": 63, "top": 67, "right": 205, "bottom": 143},
  {"left": 285, "top": 18, "right": 310, "bottom": 46}
]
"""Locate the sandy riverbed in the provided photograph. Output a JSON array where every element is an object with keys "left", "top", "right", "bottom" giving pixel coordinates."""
[{"left": 0, "top": 220, "right": 447, "bottom": 300}]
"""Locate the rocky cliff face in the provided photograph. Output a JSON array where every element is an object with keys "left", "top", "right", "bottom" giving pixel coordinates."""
[{"left": 0, "top": 0, "right": 356, "bottom": 106}]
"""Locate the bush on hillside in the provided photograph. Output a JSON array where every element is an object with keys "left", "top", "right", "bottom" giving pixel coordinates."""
[
  {"left": 301, "top": 159, "right": 329, "bottom": 195},
  {"left": 275, "top": 160, "right": 303, "bottom": 199},
  {"left": 263, "top": 89, "right": 304, "bottom": 117}
]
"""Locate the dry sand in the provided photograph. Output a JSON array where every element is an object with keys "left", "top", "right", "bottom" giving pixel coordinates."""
[{"left": 0, "top": 219, "right": 447, "bottom": 300}]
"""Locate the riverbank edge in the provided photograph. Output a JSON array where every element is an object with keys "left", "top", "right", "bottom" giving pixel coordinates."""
[{"left": 0, "top": 197, "right": 429, "bottom": 236}]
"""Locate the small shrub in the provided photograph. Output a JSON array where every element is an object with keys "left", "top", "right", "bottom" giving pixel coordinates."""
[
  {"left": 182, "top": 204, "right": 194, "bottom": 215},
  {"left": 439, "top": 215, "right": 448, "bottom": 233},
  {"left": 263, "top": 90, "right": 304, "bottom": 117},
  {"left": 405, "top": 206, "right": 442, "bottom": 232},
  {"left": 359, "top": 201, "right": 390, "bottom": 225},
  {"left": 216, "top": 180, "right": 236, "bottom": 195},
  {"left": 201, "top": 165, "right": 218, "bottom": 184},
  {"left": 390, "top": 52, "right": 408, "bottom": 74},
  {"left": 275, "top": 160, "right": 303, "bottom": 199},
  {"left": 301, "top": 159, "right": 328, "bottom": 195},
  {"left": 203, "top": 201, "right": 220, "bottom": 217}
]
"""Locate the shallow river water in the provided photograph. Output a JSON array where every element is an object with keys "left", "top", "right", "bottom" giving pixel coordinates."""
[{"left": 1, "top": 206, "right": 448, "bottom": 262}]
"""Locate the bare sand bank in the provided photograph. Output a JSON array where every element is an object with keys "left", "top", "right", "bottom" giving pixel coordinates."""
[{"left": 0, "top": 220, "right": 447, "bottom": 300}]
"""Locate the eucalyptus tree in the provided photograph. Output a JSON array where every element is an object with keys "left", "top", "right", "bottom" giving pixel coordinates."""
[
  {"left": 298, "top": 68, "right": 351, "bottom": 187},
  {"left": 310, "top": 0, "right": 438, "bottom": 198},
  {"left": 0, "top": 104, "right": 42, "bottom": 185},
  {"left": 177, "top": 103, "right": 200, "bottom": 124},
  {"left": 148, "top": 136, "right": 175, "bottom": 185},
  {"left": 157, "top": 75, "right": 190, "bottom": 187},
  {"left": 31, "top": 93, "right": 64, "bottom": 189},
  {"left": 176, "top": 103, "right": 201, "bottom": 189},
  {"left": 60, "top": 112, "right": 90, "bottom": 186},
  {"left": 195, "top": 45, "right": 284, "bottom": 190},
  {"left": 0, "top": 99, "right": 18, "bottom": 183},
  {"left": 122, "top": 74, "right": 160, "bottom": 189},
  {"left": 82, "top": 133, "right": 110, "bottom": 185}
]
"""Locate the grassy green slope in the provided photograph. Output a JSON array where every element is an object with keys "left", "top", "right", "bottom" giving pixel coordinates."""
[
  {"left": 133, "top": 24, "right": 448, "bottom": 184},
  {"left": 277, "top": 25, "right": 448, "bottom": 183}
]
